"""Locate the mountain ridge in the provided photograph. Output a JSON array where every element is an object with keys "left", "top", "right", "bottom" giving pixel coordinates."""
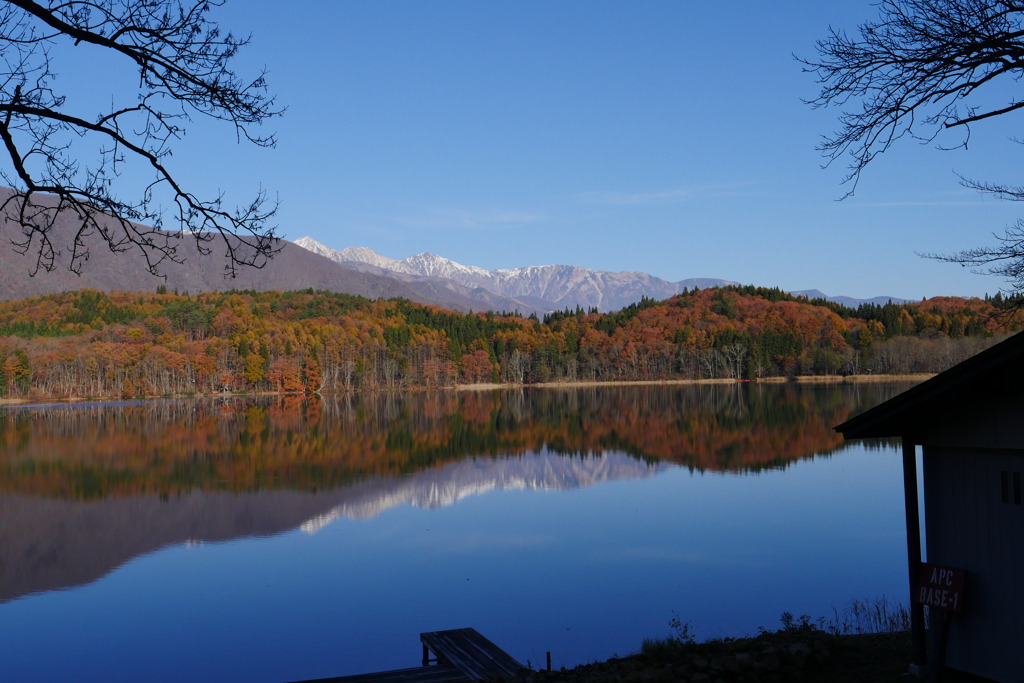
[
  {"left": 295, "top": 237, "right": 738, "bottom": 313},
  {"left": 0, "top": 186, "right": 907, "bottom": 314},
  {"left": 294, "top": 237, "right": 908, "bottom": 312},
  {"left": 0, "top": 188, "right": 539, "bottom": 314}
]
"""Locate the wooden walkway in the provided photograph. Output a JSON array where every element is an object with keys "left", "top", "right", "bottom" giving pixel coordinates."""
[
  {"left": 291, "top": 628, "right": 525, "bottom": 683},
  {"left": 420, "top": 628, "right": 524, "bottom": 679}
]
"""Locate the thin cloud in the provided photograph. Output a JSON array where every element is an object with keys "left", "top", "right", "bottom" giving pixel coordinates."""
[
  {"left": 846, "top": 187, "right": 1012, "bottom": 208},
  {"left": 847, "top": 200, "right": 1014, "bottom": 208},
  {"left": 579, "top": 181, "right": 764, "bottom": 206},
  {"left": 321, "top": 207, "right": 546, "bottom": 246},
  {"left": 395, "top": 207, "right": 547, "bottom": 230}
]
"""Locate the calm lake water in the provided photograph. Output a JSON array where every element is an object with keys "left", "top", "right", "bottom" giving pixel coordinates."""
[{"left": 0, "top": 383, "right": 914, "bottom": 682}]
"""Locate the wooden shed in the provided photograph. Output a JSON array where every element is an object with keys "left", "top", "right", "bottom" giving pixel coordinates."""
[{"left": 837, "top": 332, "right": 1024, "bottom": 683}]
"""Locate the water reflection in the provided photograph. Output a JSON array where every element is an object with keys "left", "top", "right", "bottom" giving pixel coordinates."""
[
  {"left": 0, "top": 382, "right": 909, "bottom": 604},
  {"left": 0, "top": 383, "right": 906, "bottom": 499}
]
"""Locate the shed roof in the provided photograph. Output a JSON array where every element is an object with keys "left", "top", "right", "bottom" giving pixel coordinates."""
[{"left": 837, "top": 331, "right": 1024, "bottom": 440}]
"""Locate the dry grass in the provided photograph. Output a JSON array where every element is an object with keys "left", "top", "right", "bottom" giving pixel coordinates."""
[{"left": 824, "top": 596, "right": 912, "bottom": 635}]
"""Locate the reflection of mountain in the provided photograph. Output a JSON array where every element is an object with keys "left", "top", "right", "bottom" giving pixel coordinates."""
[
  {"left": 0, "top": 383, "right": 912, "bottom": 500},
  {"left": 303, "top": 449, "right": 668, "bottom": 527},
  {"left": 0, "top": 451, "right": 663, "bottom": 602},
  {"left": 0, "top": 384, "right": 914, "bottom": 602}
]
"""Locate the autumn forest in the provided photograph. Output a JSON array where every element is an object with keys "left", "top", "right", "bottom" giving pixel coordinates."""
[{"left": 0, "top": 285, "right": 1019, "bottom": 399}]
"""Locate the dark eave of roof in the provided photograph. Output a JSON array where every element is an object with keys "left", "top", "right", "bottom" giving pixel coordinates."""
[{"left": 836, "top": 330, "right": 1024, "bottom": 439}]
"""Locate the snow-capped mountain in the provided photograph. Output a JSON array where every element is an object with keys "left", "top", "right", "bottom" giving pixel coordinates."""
[
  {"left": 294, "top": 239, "right": 417, "bottom": 274},
  {"left": 0, "top": 195, "right": 538, "bottom": 314},
  {"left": 294, "top": 237, "right": 908, "bottom": 313},
  {"left": 295, "top": 237, "right": 735, "bottom": 313}
]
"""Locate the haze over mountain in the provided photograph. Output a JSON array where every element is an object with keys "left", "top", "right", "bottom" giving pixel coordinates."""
[
  {"left": 0, "top": 188, "right": 540, "bottom": 314},
  {"left": 296, "top": 237, "right": 907, "bottom": 312}
]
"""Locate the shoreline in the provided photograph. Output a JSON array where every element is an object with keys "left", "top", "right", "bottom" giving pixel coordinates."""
[
  {"left": 0, "top": 374, "right": 933, "bottom": 407},
  {"left": 455, "top": 373, "right": 933, "bottom": 391}
]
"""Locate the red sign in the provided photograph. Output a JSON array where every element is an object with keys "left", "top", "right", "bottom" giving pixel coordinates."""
[{"left": 916, "top": 563, "right": 966, "bottom": 613}]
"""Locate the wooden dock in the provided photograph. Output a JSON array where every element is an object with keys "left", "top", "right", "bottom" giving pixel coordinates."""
[
  {"left": 420, "top": 628, "right": 525, "bottom": 679},
  {"left": 291, "top": 628, "right": 525, "bottom": 683}
]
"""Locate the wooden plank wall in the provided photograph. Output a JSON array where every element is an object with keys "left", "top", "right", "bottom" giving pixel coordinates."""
[{"left": 924, "top": 446, "right": 1024, "bottom": 683}]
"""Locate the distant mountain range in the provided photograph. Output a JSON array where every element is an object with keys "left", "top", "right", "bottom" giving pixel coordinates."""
[
  {"left": 0, "top": 188, "right": 539, "bottom": 313},
  {"left": 0, "top": 187, "right": 906, "bottom": 313},
  {"left": 788, "top": 289, "right": 908, "bottom": 308},
  {"left": 296, "top": 236, "right": 735, "bottom": 313},
  {"left": 295, "top": 236, "right": 907, "bottom": 312}
]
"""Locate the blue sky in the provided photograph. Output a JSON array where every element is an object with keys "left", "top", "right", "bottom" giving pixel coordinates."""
[{"left": 56, "top": 2, "right": 1024, "bottom": 300}]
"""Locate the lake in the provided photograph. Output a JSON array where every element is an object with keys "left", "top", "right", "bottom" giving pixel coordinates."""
[{"left": 0, "top": 382, "right": 914, "bottom": 682}]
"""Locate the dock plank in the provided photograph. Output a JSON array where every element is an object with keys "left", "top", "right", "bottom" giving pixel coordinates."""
[
  {"left": 420, "top": 628, "right": 524, "bottom": 680},
  {"left": 290, "top": 663, "right": 470, "bottom": 683}
]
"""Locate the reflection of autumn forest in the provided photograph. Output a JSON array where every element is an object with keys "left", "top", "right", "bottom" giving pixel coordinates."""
[
  {"left": 0, "top": 383, "right": 908, "bottom": 499},
  {"left": 0, "top": 286, "right": 1014, "bottom": 399}
]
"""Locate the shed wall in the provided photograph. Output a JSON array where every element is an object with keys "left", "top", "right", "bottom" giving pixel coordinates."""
[
  {"left": 924, "top": 446, "right": 1024, "bottom": 683},
  {"left": 916, "top": 396, "right": 1024, "bottom": 449}
]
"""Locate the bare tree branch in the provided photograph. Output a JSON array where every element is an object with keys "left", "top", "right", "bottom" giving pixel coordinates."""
[
  {"left": 923, "top": 219, "right": 1024, "bottom": 290},
  {"left": 803, "top": 0, "right": 1024, "bottom": 295},
  {"left": 0, "top": 0, "right": 282, "bottom": 277},
  {"left": 800, "top": 0, "right": 1024, "bottom": 194}
]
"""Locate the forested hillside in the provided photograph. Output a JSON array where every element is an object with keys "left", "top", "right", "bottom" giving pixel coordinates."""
[{"left": 0, "top": 285, "right": 1018, "bottom": 399}]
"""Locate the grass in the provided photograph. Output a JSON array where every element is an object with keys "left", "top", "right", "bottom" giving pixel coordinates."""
[
  {"left": 519, "top": 598, "right": 991, "bottom": 682},
  {"left": 824, "top": 596, "right": 911, "bottom": 635},
  {"left": 640, "top": 596, "right": 911, "bottom": 658},
  {"left": 626, "top": 599, "right": 987, "bottom": 683},
  {"left": 640, "top": 611, "right": 696, "bottom": 659}
]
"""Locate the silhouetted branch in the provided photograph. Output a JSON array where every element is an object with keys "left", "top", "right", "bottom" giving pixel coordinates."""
[
  {"left": 804, "top": 0, "right": 1024, "bottom": 294},
  {"left": 0, "top": 0, "right": 282, "bottom": 276},
  {"left": 800, "top": 0, "right": 1024, "bottom": 195},
  {"left": 923, "top": 219, "right": 1024, "bottom": 293}
]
